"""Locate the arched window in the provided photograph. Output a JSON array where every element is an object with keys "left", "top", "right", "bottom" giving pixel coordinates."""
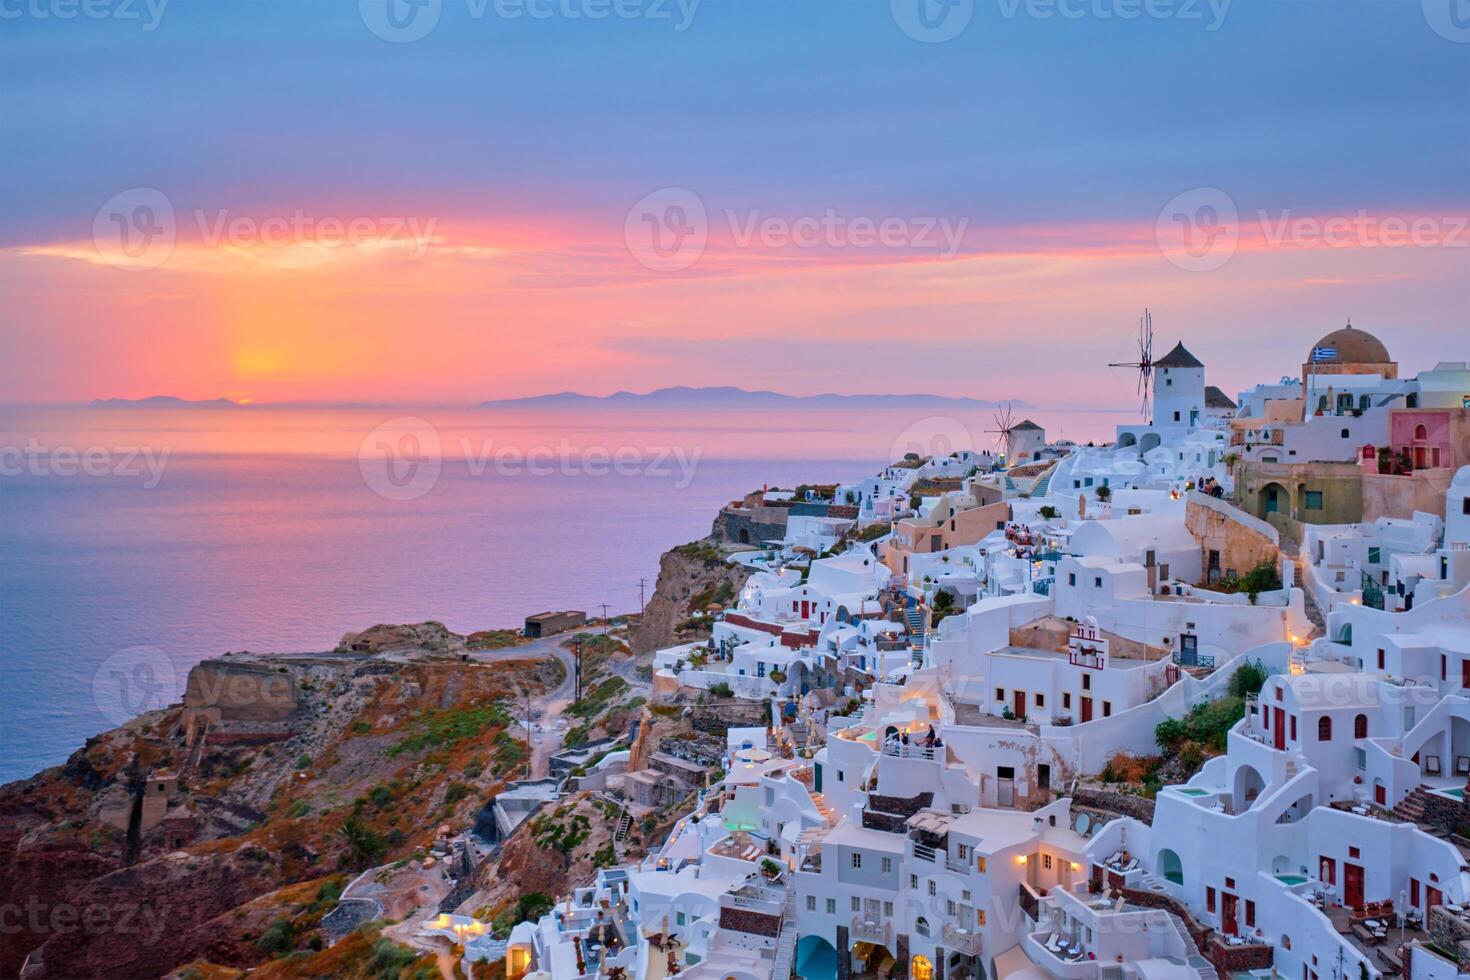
[
  {"left": 915, "top": 916, "right": 931, "bottom": 937},
  {"left": 1318, "top": 716, "right": 1333, "bottom": 741},
  {"left": 1414, "top": 424, "right": 1428, "bottom": 441},
  {"left": 1354, "top": 714, "right": 1368, "bottom": 738}
]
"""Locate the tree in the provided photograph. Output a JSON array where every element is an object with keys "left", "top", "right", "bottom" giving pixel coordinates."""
[
  {"left": 1095, "top": 484, "right": 1112, "bottom": 502},
  {"left": 338, "top": 813, "right": 386, "bottom": 868},
  {"left": 1228, "top": 658, "right": 1269, "bottom": 699}
]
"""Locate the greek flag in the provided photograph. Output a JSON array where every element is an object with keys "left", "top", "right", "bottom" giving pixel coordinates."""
[{"left": 1310, "top": 346, "right": 1338, "bottom": 362}]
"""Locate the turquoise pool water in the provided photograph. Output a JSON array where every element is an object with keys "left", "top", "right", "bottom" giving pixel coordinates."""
[
  {"left": 1176, "top": 788, "right": 1209, "bottom": 796},
  {"left": 1436, "top": 787, "right": 1465, "bottom": 800},
  {"left": 1276, "top": 874, "right": 1308, "bottom": 885}
]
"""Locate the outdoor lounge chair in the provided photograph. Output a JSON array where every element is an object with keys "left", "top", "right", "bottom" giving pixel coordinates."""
[
  {"left": 1457, "top": 756, "right": 1470, "bottom": 776},
  {"left": 1043, "top": 933, "right": 1059, "bottom": 952},
  {"left": 1425, "top": 755, "right": 1442, "bottom": 776},
  {"left": 1122, "top": 859, "right": 1139, "bottom": 872}
]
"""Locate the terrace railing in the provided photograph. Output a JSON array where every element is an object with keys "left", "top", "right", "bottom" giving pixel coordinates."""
[
  {"left": 1172, "top": 649, "right": 1216, "bottom": 670},
  {"left": 942, "top": 923, "right": 984, "bottom": 955},
  {"left": 1361, "top": 570, "right": 1385, "bottom": 611}
]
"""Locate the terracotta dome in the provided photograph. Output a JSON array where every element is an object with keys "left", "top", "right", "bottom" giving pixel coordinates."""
[{"left": 1308, "top": 323, "right": 1391, "bottom": 365}]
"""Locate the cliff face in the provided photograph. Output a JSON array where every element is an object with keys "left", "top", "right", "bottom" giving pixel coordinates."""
[
  {"left": 0, "top": 636, "right": 559, "bottom": 979},
  {"left": 630, "top": 542, "right": 752, "bottom": 655}
]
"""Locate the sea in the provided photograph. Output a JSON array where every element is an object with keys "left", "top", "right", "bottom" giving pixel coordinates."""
[{"left": 0, "top": 403, "right": 1123, "bottom": 783}]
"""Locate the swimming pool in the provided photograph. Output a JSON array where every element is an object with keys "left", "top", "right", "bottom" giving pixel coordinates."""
[
  {"left": 1276, "top": 874, "right": 1308, "bottom": 885},
  {"left": 1435, "top": 787, "right": 1465, "bottom": 800},
  {"left": 1175, "top": 788, "right": 1210, "bottom": 796}
]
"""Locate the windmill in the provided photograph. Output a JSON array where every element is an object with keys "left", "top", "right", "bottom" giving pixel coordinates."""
[
  {"left": 1109, "top": 308, "right": 1155, "bottom": 422},
  {"left": 985, "top": 403, "right": 1018, "bottom": 461}
]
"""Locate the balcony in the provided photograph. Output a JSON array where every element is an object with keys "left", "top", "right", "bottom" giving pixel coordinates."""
[
  {"left": 851, "top": 915, "right": 894, "bottom": 945},
  {"left": 941, "top": 923, "right": 983, "bottom": 955}
]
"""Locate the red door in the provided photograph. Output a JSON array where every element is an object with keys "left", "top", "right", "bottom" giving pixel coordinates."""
[
  {"left": 1014, "top": 691, "right": 1027, "bottom": 719},
  {"left": 1344, "top": 863, "right": 1364, "bottom": 908},
  {"left": 1375, "top": 784, "right": 1387, "bottom": 806},
  {"left": 1081, "top": 697, "right": 1094, "bottom": 723},
  {"left": 800, "top": 601, "right": 810, "bottom": 619},
  {"left": 1273, "top": 708, "right": 1286, "bottom": 750},
  {"left": 1221, "top": 893, "right": 1239, "bottom": 934},
  {"left": 1427, "top": 886, "right": 1443, "bottom": 911}
]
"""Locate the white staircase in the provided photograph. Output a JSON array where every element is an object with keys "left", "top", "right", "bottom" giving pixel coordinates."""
[
  {"left": 1166, "top": 911, "right": 1217, "bottom": 980},
  {"left": 768, "top": 884, "right": 799, "bottom": 979}
]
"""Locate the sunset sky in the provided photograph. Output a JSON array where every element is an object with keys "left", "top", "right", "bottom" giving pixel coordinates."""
[{"left": 2, "top": 0, "right": 1466, "bottom": 407}]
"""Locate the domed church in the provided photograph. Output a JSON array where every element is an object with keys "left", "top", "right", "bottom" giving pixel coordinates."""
[{"left": 1300, "top": 320, "right": 1397, "bottom": 390}]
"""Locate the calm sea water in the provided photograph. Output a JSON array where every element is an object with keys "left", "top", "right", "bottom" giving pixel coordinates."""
[{"left": 0, "top": 404, "right": 1121, "bottom": 783}]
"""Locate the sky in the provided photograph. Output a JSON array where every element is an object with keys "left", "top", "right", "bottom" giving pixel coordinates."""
[{"left": 1, "top": 0, "right": 1466, "bottom": 407}]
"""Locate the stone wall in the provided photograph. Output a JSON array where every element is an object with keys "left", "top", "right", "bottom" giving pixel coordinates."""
[
  {"left": 1419, "top": 789, "right": 1469, "bottom": 834},
  {"left": 1186, "top": 493, "right": 1280, "bottom": 580},
  {"left": 718, "top": 907, "right": 781, "bottom": 937},
  {"left": 713, "top": 507, "right": 789, "bottom": 546},
  {"left": 1071, "top": 787, "right": 1157, "bottom": 824},
  {"left": 690, "top": 701, "right": 767, "bottom": 734}
]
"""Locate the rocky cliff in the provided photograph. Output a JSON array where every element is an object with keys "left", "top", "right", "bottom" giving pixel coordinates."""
[
  {"left": 630, "top": 541, "right": 752, "bottom": 655},
  {"left": 0, "top": 632, "right": 560, "bottom": 979}
]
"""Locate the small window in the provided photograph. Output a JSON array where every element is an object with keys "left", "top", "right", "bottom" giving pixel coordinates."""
[
  {"left": 1103, "top": 701, "right": 1112, "bottom": 718},
  {"left": 881, "top": 857, "right": 892, "bottom": 873},
  {"left": 852, "top": 853, "right": 862, "bottom": 869},
  {"left": 977, "top": 909, "right": 987, "bottom": 925},
  {"left": 957, "top": 844, "right": 969, "bottom": 860},
  {"left": 1043, "top": 854, "right": 1053, "bottom": 870},
  {"left": 995, "top": 687, "right": 1005, "bottom": 702},
  {"left": 884, "top": 901, "right": 893, "bottom": 916},
  {"left": 976, "top": 856, "right": 987, "bottom": 873},
  {"left": 852, "top": 896, "right": 861, "bottom": 912},
  {"left": 826, "top": 898, "right": 836, "bottom": 914},
  {"left": 1094, "top": 576, "right": 1103, "bottom": 588},
  {"left": 1068, "top": 573, "right": 1076, "bottom": 586},
  {"left": 1355, "top": 714, "right": 1368, "bottom": 738},
  {"left": 1206, "top": 887, "right": 1216, "bottom": 913},
  {"left": 928, "top": 880, "right": 936, "bottom": 896},
  {"left": 1062, "top": 692, "right": 1072, "bottom": 709},
  {"left": 910, "top": 874, "right": 918, "bottom": 889},
  {"left": 1318, "top": 716, "right": 1333, "bottom": 741},
  {"left": 1368, "top": 547, "right": 1381, "bottom": 564},
  {"left": 1304, "top": 490, "right": 1324, "bottom": 510},
  {"left": 1348, "top": 846, "right": 1360, "bottom": 859},
  {"left": 1340, "top": 428, "right": 1350, "bottom": 439},
  {"left": 1082, "top": 674, "right": 1091, "bottom": 692},
  {"left": 1035, "top": 693, "right": 1046, "bottom": 708},
  {"left": 837, "top": 770, "right": 844, "bottom": 782},
  {"left": 807, "top": 896, "right": 816, "bottom": 911}
]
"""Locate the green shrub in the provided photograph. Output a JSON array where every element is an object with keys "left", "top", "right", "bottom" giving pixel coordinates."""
[{"left": 256, "top": 918, "right": 295, "bottom": 956}]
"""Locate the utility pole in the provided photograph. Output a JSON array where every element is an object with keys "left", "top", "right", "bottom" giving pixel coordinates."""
[
  {"left": 521, "top": 686, "right": 534, "bottom": 779},
  {"left": 637, "top": 578, "right": 647, "bottom": 612},
  {"left": 572, "top": 639, "right": 583, "bottom": 704},
  {"left": 598, "top": 602, "right": 610, "bottom": 624}
]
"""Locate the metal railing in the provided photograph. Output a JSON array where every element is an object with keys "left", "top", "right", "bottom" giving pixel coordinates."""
[{"left": 1171, "top": 650, "right": 1216, "bottom": 669}]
